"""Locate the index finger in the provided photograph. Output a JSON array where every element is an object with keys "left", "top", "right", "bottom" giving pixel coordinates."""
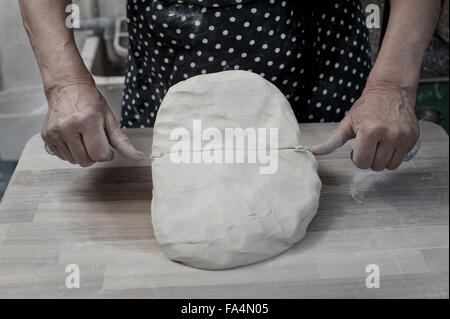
[{"left": 310, "top": 116, "right": 355, "bottom": 155}]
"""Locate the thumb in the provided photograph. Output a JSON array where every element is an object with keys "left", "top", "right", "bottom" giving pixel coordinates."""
[
  {"left": 310, "top": 115, "right": 355, "bottom": 155},
  {"left": 105, "top": 112, "right": 145, "bottom": 161}
]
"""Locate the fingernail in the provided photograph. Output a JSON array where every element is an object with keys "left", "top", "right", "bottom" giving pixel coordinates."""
[{"left": 134, "top": 151, "right": 145, "bottom": 161}]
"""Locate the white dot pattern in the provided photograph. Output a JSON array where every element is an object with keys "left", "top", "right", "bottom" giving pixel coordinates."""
[{"left": 121, "top": 0, "right": 372, "bottom": 128}]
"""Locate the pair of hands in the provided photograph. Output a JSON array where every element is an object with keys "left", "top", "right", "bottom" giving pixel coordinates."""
[{"left": 42, "top": 82, "right": 419, "bottom": 171}]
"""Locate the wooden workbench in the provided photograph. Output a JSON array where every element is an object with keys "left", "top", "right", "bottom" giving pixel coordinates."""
[{"left": 0, "top": 122, "right": 448, "bottom": 298}]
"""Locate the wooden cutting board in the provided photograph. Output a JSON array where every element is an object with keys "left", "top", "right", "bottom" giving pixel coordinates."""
[{"left": 0, "top": 122, "right": 448, "bottom": 298}]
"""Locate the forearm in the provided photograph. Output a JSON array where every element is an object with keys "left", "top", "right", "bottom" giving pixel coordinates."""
[
  {"left": 18, "top": 0, "right": 94, "bottom": 98},
  {"left": 367, "top": 0, "right": 441, "bottom": 92}
]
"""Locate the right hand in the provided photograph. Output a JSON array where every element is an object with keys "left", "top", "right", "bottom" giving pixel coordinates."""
[{"left": 42, "top": 83, "right": 144, "bottom": 167}]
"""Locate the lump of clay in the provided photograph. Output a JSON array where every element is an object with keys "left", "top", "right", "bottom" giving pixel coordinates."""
[{"left": 151, "top": 70, "right": 322, "bottom": 270}]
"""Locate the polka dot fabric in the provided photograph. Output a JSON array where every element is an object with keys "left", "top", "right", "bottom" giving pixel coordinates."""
[{"left": 121, "top": 0, "right": 372, "bottom": 128}]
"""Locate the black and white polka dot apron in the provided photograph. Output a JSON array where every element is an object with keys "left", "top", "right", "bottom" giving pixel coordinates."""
[{"left": 121, "top": 0, "right": 372, "bottom": 128}]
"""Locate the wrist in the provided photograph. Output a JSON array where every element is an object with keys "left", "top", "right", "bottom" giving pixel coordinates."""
[
  {"left": 39, "top": 41, "right": 95, "bottom": 100},
  {"left": 366, "top": 65, "right": 420, "bottom": 97},
  {"left": 44, "top": 74, "right": 96, "bottom": 102},
  {"left": 363, "top": 77, "right": 418, "bottom": 111},
  {"left": 368, "top": 45, "right": 423, "bottom": 94}
]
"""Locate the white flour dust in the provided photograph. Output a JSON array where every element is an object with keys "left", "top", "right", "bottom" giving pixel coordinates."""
[{"left": 350, "top": 170, "right": 386, "bottom": 204}]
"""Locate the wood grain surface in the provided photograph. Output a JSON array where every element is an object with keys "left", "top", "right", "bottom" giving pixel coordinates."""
[{"left": 0, "top": 122, "right": 448, "bottom": 298}]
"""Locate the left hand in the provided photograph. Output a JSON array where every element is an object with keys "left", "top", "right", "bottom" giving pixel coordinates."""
[{"left": 310, "top": 83, "right": 420, "bottom": 171}]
